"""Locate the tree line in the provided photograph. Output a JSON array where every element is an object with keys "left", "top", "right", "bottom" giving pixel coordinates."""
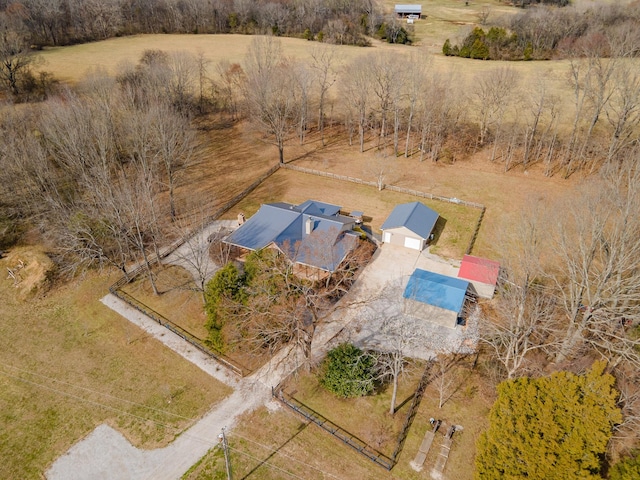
[
  {"left": 3, "top": 35, "right": 640, "bottom": 262},
  {"left": 0, "top": 56, "right": 197, "bottom": 292},
  {"left": 445, "top": 1, "right": 640, "bottom": 60},
  {"left": 0, "top": 0, "right": 388, "bottom": 48},
  {"left": 238, "top": 37, "right": 640, "bottom": 180}
]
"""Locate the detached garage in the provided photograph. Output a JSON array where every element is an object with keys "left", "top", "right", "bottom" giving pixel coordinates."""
[{"left": 381, "top": 202, "right": 439, "bottom": 251}]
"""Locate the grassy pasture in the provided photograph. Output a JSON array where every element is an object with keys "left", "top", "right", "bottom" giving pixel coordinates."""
[
  {"left": 183, "top": 361, "right": 493, "bottom": 480},
  {"left": 282, "top": 125, "right": 575, "bottom": 258},
  {"left": 0, "top": 247, "right": 232, "bottom": 479},
  {"left": 36, "top": 31, "right": 581, "bottom": 140}
]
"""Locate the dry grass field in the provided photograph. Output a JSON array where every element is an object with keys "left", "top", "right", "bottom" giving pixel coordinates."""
[
  {"left": 291, "top": 134, "right": 576, "bottom": 259},
  {"left": 0, "top": 247, "right": 232, "bottom": 479}
]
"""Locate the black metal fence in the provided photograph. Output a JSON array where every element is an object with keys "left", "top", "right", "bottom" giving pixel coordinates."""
[
  {"left": 106, "top": 163, "right": 283, "bottom": 377},
  {"left": 272, "top": 360, "right": 435, "bottom": 471},
  {"left": 392, "top": 361, "right": 433, "bottom": 462},
  {"left": 110, "top": 285, "right": 246, "bottom": 376},
  {"left": 273, "top": 389, "right": 395, "bottom": 471},
  {"left": 466, "top": 206, "right": 486, "bottom": 256}
]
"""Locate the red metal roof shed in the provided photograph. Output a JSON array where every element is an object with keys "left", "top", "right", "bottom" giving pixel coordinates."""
[{"left": 458, "top": 255, "right": 500, "bottom": 286}]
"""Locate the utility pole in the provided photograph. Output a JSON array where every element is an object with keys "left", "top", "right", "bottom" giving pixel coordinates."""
[{"left": 219, "top": 427, "right": 232, "bottom": 480}]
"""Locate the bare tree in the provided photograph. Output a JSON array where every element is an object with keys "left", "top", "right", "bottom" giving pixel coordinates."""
[
  {"left": 369, "top": 51, "right": 400, "bottom": 150},
  {"left": 364, "top": 153, "right": 395, "bottom": 191},
  {"left": 481, "top": 205, "right": 557, "bottom": 378},
  {"left": 417, "top": 71, "right": 461, "bottom": 162},
  {"left": 403, "top": 53, "right": 428, "bottom": 158},
  {"left": 562, "top": 43, "right": 617, "bottom": 177},
  {"left": 149, "top": 101, "right": 196, "bottom": 220},
  {"left": 215, "top": 60, "right": 244, "bottom": 120},
  {"left": 521, "top": 72, "right": 559, "bottom": 170},
  {"left": 341, "top": 55, "right": 371, "bottom": 152},
  {"left": 477, "top": 5, "right": 491, "bottom": 25},
  {"left": 434, "top": 355, "right": 463, "bottom": 409},
  {"left": 168, "top": 206, "right": 218, "bottom": 302},
  {"left": 548, "top": 158, "right": 640, "bottom": 366},
  {"left": 293, "top": 61, "right": 312, "bottom": 145},
  {"left": 373, "top": 314, "right": 421, "bottom": 415},
  {"left": 472, "top": 66, "right": 519, "bottom": 148},
  {"left": 604, "top": 60, "right": 640, "bottom": 163},
  {"left": 243, "top": 36, "right": 299, "bottom": 164},
  {"left": 0, "top": 10, "right": 36, "bottom": 96},
  {"left": 310, "top": 44, "right": 339, "bottom": 146}
]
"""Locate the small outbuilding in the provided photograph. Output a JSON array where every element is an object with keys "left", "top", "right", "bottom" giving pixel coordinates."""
[
  {"left": 403, "top": 269, "right": 474, "bottom": 329},
  {"left": 395, "top": 4, "right": 422, "bottom": 18},
  {"left": 457, "top": 255, "right": 500, "bottom": 299},
  {"left": 381, "top": 202, "right": 439, "bottom": 251}
]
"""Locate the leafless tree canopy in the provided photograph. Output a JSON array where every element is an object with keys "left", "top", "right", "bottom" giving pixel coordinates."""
[{"left": 483, "top": 154, "right": 640, "bottom": 382}]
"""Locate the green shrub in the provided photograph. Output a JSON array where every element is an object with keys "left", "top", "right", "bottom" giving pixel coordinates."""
[
  {"left": 204, "top": 262, "right": 244, "bottom": 351},
  {"left": 319, "top": 343, "right": 375, "bottom": 398}
]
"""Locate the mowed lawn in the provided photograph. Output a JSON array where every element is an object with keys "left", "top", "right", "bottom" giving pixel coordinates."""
[{"left": 0, "top": 247, "right": 232, "bottom": 480}]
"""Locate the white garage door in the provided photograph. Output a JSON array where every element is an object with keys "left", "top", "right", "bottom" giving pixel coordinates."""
[
  {"left": 383, "top": 231, "right": 392, "bottom": 243},
  {"left": 404, "top": 237, "right": 421, "bottom": 250}
]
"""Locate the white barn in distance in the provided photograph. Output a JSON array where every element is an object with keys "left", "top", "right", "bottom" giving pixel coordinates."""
[{"left": 395, "top": 4, "right": 423, "bottom": 18}]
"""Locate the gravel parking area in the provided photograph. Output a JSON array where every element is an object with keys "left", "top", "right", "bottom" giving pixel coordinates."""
[{"left": 316, "top": 244, "right": 478, "bottom": 360}]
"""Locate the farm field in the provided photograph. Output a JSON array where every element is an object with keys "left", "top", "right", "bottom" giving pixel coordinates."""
[
  {"left": 37, "top": 33, "right": 574, "bottom": 105},
  {"left": 0, "top": 248, "right": 232, "bottom": 480}
]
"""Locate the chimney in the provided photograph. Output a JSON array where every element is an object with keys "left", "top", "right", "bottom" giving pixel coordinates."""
[{"left": 305, "top": 217, "right": 313, "bottom": 235}]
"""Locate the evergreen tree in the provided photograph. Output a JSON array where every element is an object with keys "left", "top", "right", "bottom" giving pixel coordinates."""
[
  {"left": 204, "top": 262, "right": 245, "bottom": 351},
  {"left": 443, "top": 39, "right": 452, "bottom": 56},
  {"left": 610, "top": 452, "right": 640, "bottom": 480},
  {"left": 470, "top": 38, "right": 490, "bottom": 59},
  {"left": 320, "top": 343, "right": 375, "bottom": 398},
  {"left": 475, "top": 361, "right": 622, "bottom": 479}
]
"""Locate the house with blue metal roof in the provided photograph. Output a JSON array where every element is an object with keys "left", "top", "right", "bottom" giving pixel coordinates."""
[
  {"left": 403, "top": 269, "right": 474, "bottom": 329},
  {"left": 224, "top": 200, "right": 359, "bottom": 275},
  {"left": 381, "top": 202, "right": 439, "bottom": 251}
]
